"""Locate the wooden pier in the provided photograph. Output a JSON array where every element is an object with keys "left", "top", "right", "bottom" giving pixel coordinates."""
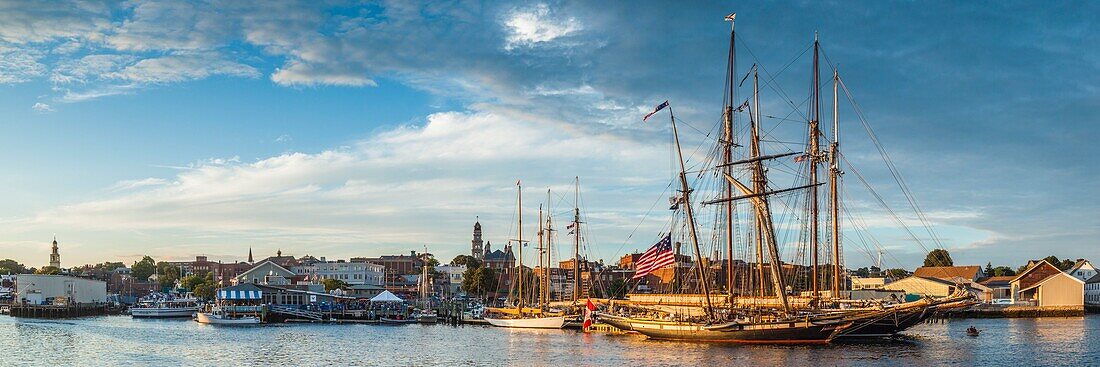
[{"left": 9, "top": 303, "right": 113, "bottom": 318}]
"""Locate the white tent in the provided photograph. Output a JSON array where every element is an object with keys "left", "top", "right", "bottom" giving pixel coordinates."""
[{"left": 369, "top": 290, "right": 404, "bottom": 303}]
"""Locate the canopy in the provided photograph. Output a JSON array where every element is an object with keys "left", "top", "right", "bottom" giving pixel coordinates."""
[
  {"left": 369, "top": 290, "right": 404, "bottom": 303},
  {"left": 218, "top": 290, "right": 262, "bottom": 300}
]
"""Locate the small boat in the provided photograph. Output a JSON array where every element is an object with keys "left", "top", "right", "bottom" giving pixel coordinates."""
[
  {"left": 380, "top": 317, "right": 417, "bottom": 324},
  {"left": 413, "top": 310, "right": 438, "bottom": 324},
  {"left": 485, "top": 315, "right": 567, "bottom": 329},
  {"left": 966, "top": 327, "right": 981, "bottom": 337},
  {"left": 194, "top": 310, "right": 260, "bottom": 325}
]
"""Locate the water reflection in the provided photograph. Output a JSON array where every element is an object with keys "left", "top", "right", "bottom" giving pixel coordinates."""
[{"left": 0, "top": 315, "right": 1097, "bottom": 366}]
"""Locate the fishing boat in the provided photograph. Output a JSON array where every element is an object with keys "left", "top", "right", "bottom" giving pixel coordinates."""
[
  {"left": 484, "top": 182, "right": 567, "bottom": 329},
  {"left": 130, "top": 293, "right": 200, "bottom": 318},
  {"left": 194, "top": 306, "right": 260, "bottom": 325}
]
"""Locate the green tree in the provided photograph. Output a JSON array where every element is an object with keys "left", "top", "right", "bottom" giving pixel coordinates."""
[
  {"left": 132, "top": 256, "right": 156, "bottom": 281},
  {"left": 984, "top": 262, "right": 994, "bottom": 275},
  {"left": 884, "top": 268, "right": 909, "bottom": 279},
  {"left": 156, "top": 263, "right": 181, "bottom": 290},
  {"left": 991, "top": 266, "right": 1016, "bottom": 277},
  {"left": 180, "top": 274, "right": 207, "bottom": 290},
  {"left": 451, "top": 255, "right": 481, "bottom": 269},
  {"left": 462, "top": 267, "right": 499, "bottom": 300},
  {"left": 923, "top": 249, "right": 954, "bottom": 267},
  {"left": 321, "top": 278, "right": 348, "bottom": 292},
  {"left": 192, "top": 282, "right": 216, "bottom": 300},
  {"left": 35, "top": 266, "right": 61, "bottom": 275},
  {"left": 605, "top": 278, "right": 629, "bottom": 299},
  {"left": 0, "top": 259, "right": 27, "bottom": 274}
]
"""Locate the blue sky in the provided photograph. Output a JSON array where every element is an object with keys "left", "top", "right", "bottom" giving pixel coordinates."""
[{"left": 0, "top": 1, "right": 1096, "bottom": 271}]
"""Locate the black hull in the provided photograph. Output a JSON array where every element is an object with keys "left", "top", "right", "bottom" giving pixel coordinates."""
[
  {"left": 599, "top": 314, "right": 843, "bottom": 344},
  {"left": 837, "top": 306, "right": 936, "bottom": 338}
]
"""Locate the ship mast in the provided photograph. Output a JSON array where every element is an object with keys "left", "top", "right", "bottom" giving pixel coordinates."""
[
  {"left": 830, "top": 69, "right": 843, "bottom": 299},
  {"left": 516, "top": 182, "right": 525, "bottom": 316},
  {"left": 808, "top": 34, "right": 822, "bottom": 302},
  {"left": 668, "top": 106, "right": 715, "bottom": 318},
  {"left": 752, "top": 69, "right": 765, "bottom": 300},
  {"left": 722, "top": 13, "right": 737, "bottom": 304},
  {"left": 537, "top": 203, "right": 546, "bottom": 310},
  {"left": 572, "top": 177, "right": 581, "bottom": 303}
]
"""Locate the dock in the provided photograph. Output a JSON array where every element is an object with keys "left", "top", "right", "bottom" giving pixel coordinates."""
[{"left": 9, "top": 303, "right": 116, "bottom": 318}]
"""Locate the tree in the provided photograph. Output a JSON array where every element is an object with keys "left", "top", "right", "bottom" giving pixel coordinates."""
[
  {"left": 884, "top": 268, "right": 909, "bottom": 279},
  {"left": 605, "top": 278, "right": 629, "bottom": 299},
  {"left": 462, "top": 267, "right": 498, "bottom": 300},
  {"left": 991, "top": 266, "right": 1016, "bottom": 277},
  {"left": 451, "top": 255, "right": 481, "bottom": 269},
  {"left": 321, "top": 278, "right": 348, "bottom": 292},
  {"left": 35, "top": 266, "right": 61, "bottom": 275},
  {"left": 131, "top": 256, "right": 156, "bottom": 281},
  {"left": 0, "top": 259, "right": 27, "bottom": 274},
  {"left": 156, "top": 263, "right": 181, "bottom": 290},
  {"left": 180, "top": 274, "right": 207, "bottom": 290},
  {"left": 855, "top": 267, "right": 871, "bottom": 277},
  {"left": 985, "top": 262, "right": 994, "bottom": 275},
  {"left": 923, "top": 249, "right": 954, "bottom": 267},
  {"left": 192, "top": 282, "right": 215, "bottom": 300}
]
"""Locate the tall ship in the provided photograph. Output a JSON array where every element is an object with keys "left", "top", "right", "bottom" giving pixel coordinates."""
[
  {"left": 484, "top": 182, "right": 568, "bottom": 329},
  {"left": 597, "top": 13, "right": 970, "bottom": 343}
]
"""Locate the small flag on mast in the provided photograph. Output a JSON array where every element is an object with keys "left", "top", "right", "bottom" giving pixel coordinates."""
[{"left": 642, "top": 100, "right": 670, "bottom": 122}]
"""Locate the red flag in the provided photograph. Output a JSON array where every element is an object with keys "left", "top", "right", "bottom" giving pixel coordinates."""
[{"left": 583, "top": 299, "right": 597, "bottom": 331}]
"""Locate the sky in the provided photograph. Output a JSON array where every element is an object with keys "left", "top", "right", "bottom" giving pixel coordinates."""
[{"left": 0, "top": 1, "right": 1096, "bottom": 271}]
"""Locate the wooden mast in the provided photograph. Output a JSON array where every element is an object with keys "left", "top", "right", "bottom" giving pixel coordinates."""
[
  {"left": 572, "top": 177, "right": 581, "bottom": 303},
  {"left": 545, "top": 189, "right": 553, "bottom": 307},
  {"left": 752, "top": 69, "right": 765, "bottom": 299},
  {"left": 723, "top": 13, "right": 737, "bottom": 303},
  {"left": 830, "top": 69, "right": 842, "bottom": 299},
  {"left": 516, "top": 182, "right": 524, "bottom": 316},
  {"left": 537, "top": 203, "right": 546, "bottom": 310},
  {"left": 808, "top": 34, "right": 822, "bottom": 302},
  {"left": 668, "top": 106, "right": 714, "bottom": 318}
]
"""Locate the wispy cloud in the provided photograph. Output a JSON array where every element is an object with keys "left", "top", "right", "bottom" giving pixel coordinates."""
[{"left": 31, "top": 102, "right": 53, "bottom": 112}]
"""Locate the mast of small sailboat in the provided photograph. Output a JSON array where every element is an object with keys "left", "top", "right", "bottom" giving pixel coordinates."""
[
  {"left": 667, "top": 106, "right": 715, "bottom": 318},
  {"left": 516, "top": 182, "right": 524, "bottom": 316},
  {"left": 808, "top": 34, "right": 822, "bottom": 302},
  {"left": 830, "top": 69, "right": 842, "bottom": 299},
  {"left": 572, "top": 177, "right": 581, "bottom": 303}
]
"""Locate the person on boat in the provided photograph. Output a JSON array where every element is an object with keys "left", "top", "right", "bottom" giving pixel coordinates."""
[{"left": 967, "top": 326, "right": 979, "bottom": 334}]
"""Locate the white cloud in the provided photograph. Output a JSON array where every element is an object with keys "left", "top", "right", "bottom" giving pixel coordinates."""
[
  {"left": 503, "top": 4, "right": 583, "bottom": 50},
  {"left": 16, "top": 106, "right": 668, "bottom": 261},
  {"left": 0, "top": 47, "right": 46, "bottom": 84},
  {"left": 105, "top": 53, "right": 259, "bottom": 84},
  {"left": 31, "top": 102, "right": 53, "bottom": 112},
  {"left": 275, "top": 135, "right": 292, "bottom": 143}
]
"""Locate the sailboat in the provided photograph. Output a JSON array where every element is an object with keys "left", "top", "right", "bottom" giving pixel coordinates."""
[
  {"left": 484, "top": 182, "right": 567, "bottom": 329},
  {"left": 413, "top": 246, "right": 438, "bottom": 324}
]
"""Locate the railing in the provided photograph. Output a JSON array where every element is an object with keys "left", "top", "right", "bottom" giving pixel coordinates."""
[{"left": 267, "top": 305, "right": 324, "bottom": 320}]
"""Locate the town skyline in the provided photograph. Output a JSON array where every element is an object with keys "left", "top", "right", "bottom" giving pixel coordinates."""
[{"left": 1, "top": 2, "right": 1097, "bottom": 270}]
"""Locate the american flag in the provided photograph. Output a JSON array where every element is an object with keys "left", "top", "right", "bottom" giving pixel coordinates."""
[
  {"left": 632, "top": 234, "right": 675, "bottom": 279},
  {"left": 642, "top": 100, "right": 670, "bottom": 122}
]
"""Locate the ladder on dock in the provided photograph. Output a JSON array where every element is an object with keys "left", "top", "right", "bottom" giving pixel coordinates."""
[{"left": 268, "top": 305, "right": 324, "bottom": 321}]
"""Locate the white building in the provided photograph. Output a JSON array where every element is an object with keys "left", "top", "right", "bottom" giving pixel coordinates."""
[
  {"left": 15, "top": 274, "right": 107, "bottom": 305},
  {"left": 436, "top": 264, "right": 466, "bottom": 296},
  {"left": 850, "top": 276, "right": 887, "bottom": 290},
  {"left": 1085, "top": 274, "right": 1100, "bottom": 305},
  {"left": 1067, "top": 259, "right": 1097, "bottom": 282},
  {"left": 292, "top": 258, "right": 384, "bottom": 286}
]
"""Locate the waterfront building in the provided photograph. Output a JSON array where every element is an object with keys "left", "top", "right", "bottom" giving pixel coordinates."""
[
  {"left": 1067, "top": 259, "right": 1097, "bottom": 282},
  {"left": 913, "top": 265, "right": 985, "bottom": 282},
  {"left": 236, "top": 259, "right": 298, "bottom": 285},
  {"left": 1085, "top": 274, "right": 1100, "bottom": 305},
  {"left": 850, "top": 276, "right": 887, "bottom": 290},
  {"left": 1010, "top": 260, "right": 1084, "bottom": 307},
  {"left": 436, "top": 264, "right": 466, "bottom": 297},
  {"left": 883, "top": 276, "right": 962, "bottom": 298},
  {"left": 48, "top": 237, "right": 61, "bottom": 269},
  {"left": 15, "top": 274, "right": 107, "bottom": 305},
  {"left": 978, "top": 276, "right": 1015, "bottom": 302},
  {"left": 292, "top": 258, "right": 385, "bottom": 286},
  {"left": 482, "top": 243, "right": 514, "bottom": 271},
  {"left": 347, "top": 284, "right": 386, "bottom": 299},
  {"left": 217, "top": 283, "right": 349, "bottom": 306},
  {"left": 357, "top": 251, "right": 425, "bottom": 276}
]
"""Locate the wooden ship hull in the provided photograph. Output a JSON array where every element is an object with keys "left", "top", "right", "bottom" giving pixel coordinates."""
[{"left": 598, "top": 313, "right": 846, "bottom": 344}]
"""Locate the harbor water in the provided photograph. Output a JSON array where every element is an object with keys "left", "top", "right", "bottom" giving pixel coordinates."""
[{"left": 1, "top": 315, "right": 1098, "bottom": 366}]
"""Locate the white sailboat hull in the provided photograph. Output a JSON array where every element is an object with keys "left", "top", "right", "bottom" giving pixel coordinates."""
[
  {"left": 485, "top": 316, "right": 566, "bottom": 329},
  {"left": 194, "top": 312, "right": 260, "bottom": 325}
]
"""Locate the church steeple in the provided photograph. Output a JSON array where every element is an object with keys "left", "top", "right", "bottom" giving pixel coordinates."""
[
  {"left": 248, "top": 247, "right": 254, "bottom": 263},
  {"left": 49, "top": 236, "right": 61, "bottom": 269},
  {"left": 472, "top": 217, "right": 484, "bottom": 260}
]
